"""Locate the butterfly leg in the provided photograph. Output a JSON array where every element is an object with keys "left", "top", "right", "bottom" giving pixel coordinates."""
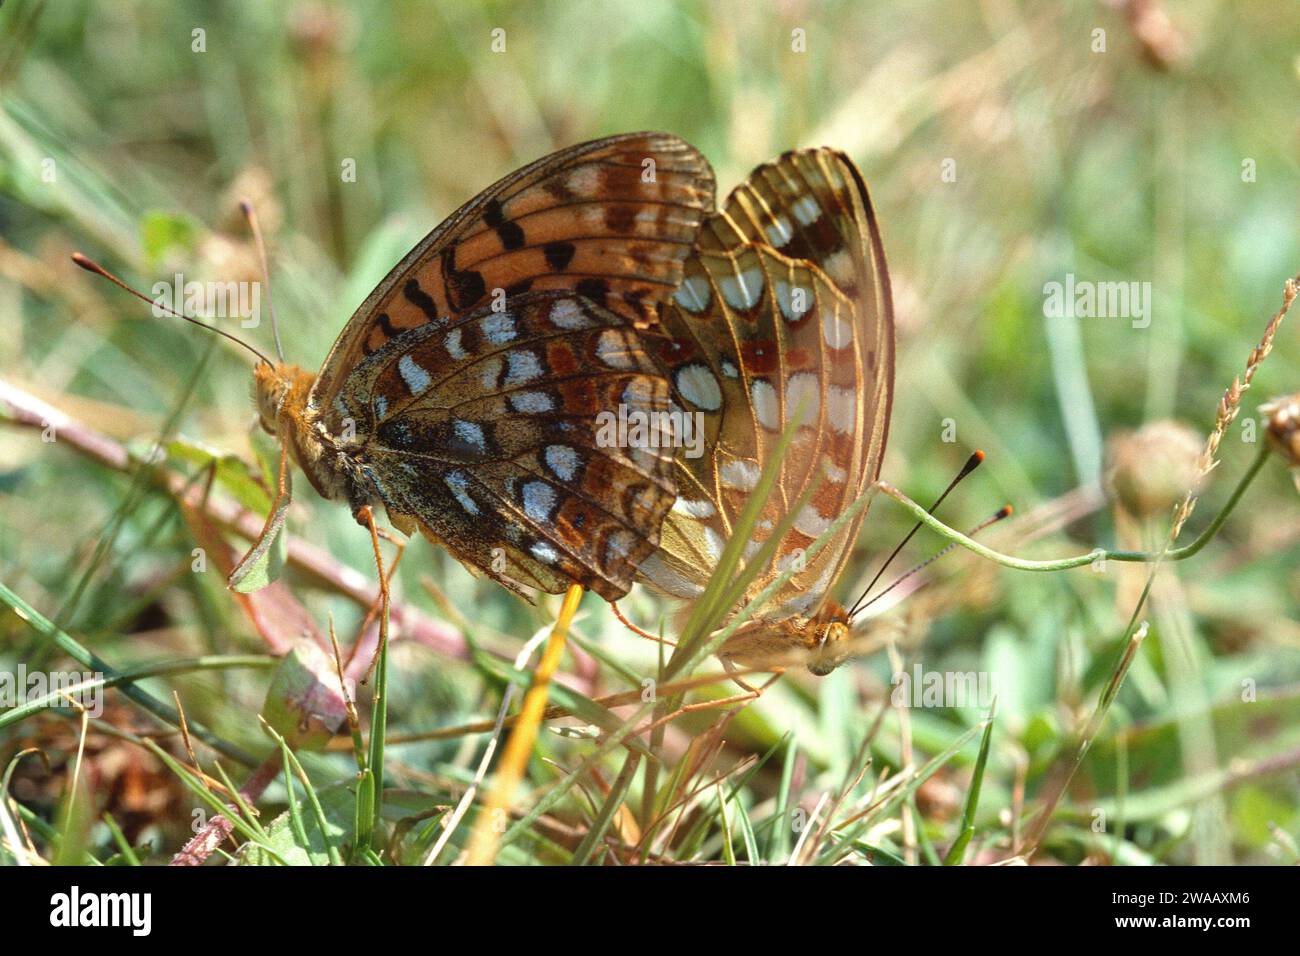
[
  {"left": 635, "top": 673, "right": 778, "bottom": 737},
  {"left": 353, "top": 504, "right": 405, "bottom": 684},
  {"left": 722, "top": 657, "right": 764, "bottom": 694},
  {"left": 610, "top": 602, "right": 676, "bottom": 647},
  {"left": 346, "top": 487, "right": 407, "bottom": 545},
  {"left": 374, "top": 525, "right": 405, "bottom": 546}
]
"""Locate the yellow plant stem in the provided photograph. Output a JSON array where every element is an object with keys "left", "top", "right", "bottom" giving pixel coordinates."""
[{"left": 466, "top": 582, "right": 583, "bottom": 865}]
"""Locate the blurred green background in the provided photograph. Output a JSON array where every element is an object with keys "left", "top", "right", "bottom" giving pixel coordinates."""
[{"left": 1, "top": 0, "right": 1298, "bottom": 865}]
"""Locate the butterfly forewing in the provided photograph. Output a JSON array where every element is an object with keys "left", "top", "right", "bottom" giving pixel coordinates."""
[
  {"left": 640, "top": 148, "right": 894, "bottom": 623},
  {"left": 331, "top": 291, "right": 677, "bottom": 601},
  {"left": 310, "top": 132, "right": 715, "bottom": 413},
  {"left": 267, "top": 133, "right": 720, "bottom": 601}
]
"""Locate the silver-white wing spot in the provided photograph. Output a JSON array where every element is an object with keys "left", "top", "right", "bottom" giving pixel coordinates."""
[
  {"left": 399, "top": 355, "right": 432, "bottom": 396},
  {"left": 597, "top": 329, "right": 638, "bottom": 370},
  {"left": 444, "top": 327, "right": 470, "bottom": 360},
  {"left": 675, "top": 363, "right": 723, "bottom": 411},
  {"left": 821, "top": 305, "right": 854, "bottom": 349},
  {"left": 751, "top": 379, "right": 780, "bottom": 431},
  {"left": 775, "top": 280, "right": 811, "bottom": 322},
  {"left": 523, "top": 481, "right": 558, "bottom": 522},
  {"left": 792, "top": 195, "right": 821, "bottom": 226},
  {"left": 531, "top": 541, "right": 561, "bottom": 564},
  {"left": 672, "top": 497, "right": 717, "bottom": 518},
  {"left": 720, "top": 458, "right": 761, "bottom": 490},
  {"left": 453, "top": 419, "right": 487, "bottom": 455},
  {"left": 510, "top": 390, "right": 554, "bottom": 413},
  {"left": 703, "top": 526, "right": 726, "bottom": 562},
  {"left": 794, "top": 502, "right": 831, "bottom": 538},
  {"left": 480, "top": 312, "right": 517, "bottom": 345},
  {"left": 445, "top": 471, "right": 480, "bottom": 515},
  {"left": 786, "top": 372, "right": 820, "bottom": 426},
  {"left": 765, "top": 214, "right": 793, "bottom": 247},
  {"left": 674, "top": 274, "right": 711, "bottom": 313},
  {"left": 720, "top": 267, "right": 764, "bottom": 310},
  {"left": 504, "top": 350, "right": 543, "bottom": 386},
  {"left": 544, "top": 444, "right": 580, "bottom": 481},
  {"left": 549, "top": 298, "right": 594, "bottom": 329},
  {"left": 827, "top": 386, "right": 856, "bottom": 434}
]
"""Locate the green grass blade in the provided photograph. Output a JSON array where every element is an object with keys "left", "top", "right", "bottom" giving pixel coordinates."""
[{"left": 944, "top": 704, "right": 997, "bottom": 865}]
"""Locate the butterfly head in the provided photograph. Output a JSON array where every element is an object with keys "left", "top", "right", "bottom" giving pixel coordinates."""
[
  {"left": 253, "top": 361, "right": 315, "bottom": 437},
  {"left": 805, "top": 602, "right": 854, "bottom": 676},
  {"left": 251, "top": 361, "right": 368, "bottom": 508}
]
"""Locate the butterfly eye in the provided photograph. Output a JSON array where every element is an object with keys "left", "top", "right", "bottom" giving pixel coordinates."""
[
  {"left": 252, "top": 365, "right": 284, "bottom": 434},
  {"left": 823, "top": 620, "right": 849, "bottom": 644},
  {"left": 803, "top": 621, "right": 853, "bottom": 675}
]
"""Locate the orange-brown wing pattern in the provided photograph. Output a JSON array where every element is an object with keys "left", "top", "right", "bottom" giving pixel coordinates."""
[
  {"left": 638, "top": 149, "right": 894, "bottom": 621},
  {"left": 332, "top": 292, "right": 676, "bottom": 601},
  {"left": 310, "top": 132, "right": 715, "bottom": 413}
]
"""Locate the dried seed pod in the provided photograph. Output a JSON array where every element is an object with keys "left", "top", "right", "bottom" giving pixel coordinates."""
[
  {"left": 1261, "top": 393, "right": 1300, "bottom": 468},
  {"left": 1105, "top": 420, "right": 1204, "bottom": 519}
]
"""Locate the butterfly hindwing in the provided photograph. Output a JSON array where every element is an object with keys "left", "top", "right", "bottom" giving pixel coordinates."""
[{"left": 640, "top": 148, "right": 894, "bottom": 622}]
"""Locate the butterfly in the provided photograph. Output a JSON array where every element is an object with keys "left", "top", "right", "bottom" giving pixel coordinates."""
[
  {"left": 636, "top": 148, "right": 895, "bottom": 674},
  {"left": 252, "top": 132, "right": 717, "bottom": 602}
]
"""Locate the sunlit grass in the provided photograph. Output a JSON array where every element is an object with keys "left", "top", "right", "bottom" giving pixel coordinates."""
[{"left": 1, "top": 0, "right": 1298, "bottom": 865}]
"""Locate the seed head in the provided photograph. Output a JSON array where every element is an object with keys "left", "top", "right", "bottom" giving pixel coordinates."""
[
  {"left": 1261, "top": 393, "right": 1300, "bottom": 469},
  {"left": 1105, "top": 420, "right": 1204, "bottom": 519}
]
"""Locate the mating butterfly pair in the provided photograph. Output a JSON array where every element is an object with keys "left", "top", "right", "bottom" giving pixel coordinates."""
[{"left": 253, "top": 133, "right": 894, "bottom": 674}]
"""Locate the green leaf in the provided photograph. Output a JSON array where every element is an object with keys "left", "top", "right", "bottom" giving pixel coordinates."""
[
  {"left": 239, "top": 782, "right": 356, "bottom": 867},
  {"left": 229, "top": 442, "right": 291, "bottom": 593},
  {"left": 849, "top": 840, "right": 908, "bottom": 866},
  {"left": 166, "top": 437, "right": 271, "bottom": 514},
  {"left": 228, "top": 490, "right": 289, "bottom": 591},
  {"left": 260, "top": 641, "right": 351, "bottom": 751}
]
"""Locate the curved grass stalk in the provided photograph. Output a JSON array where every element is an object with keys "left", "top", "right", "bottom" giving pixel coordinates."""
[
  {"left": 0, "top": 653, "right": 274, "bottom": 731},
  {"left": 0, "top": 580, "right": 260, "bottom": 765},
  {"left": 874, "top": 441, "right": 1271, "bottom": 573}
]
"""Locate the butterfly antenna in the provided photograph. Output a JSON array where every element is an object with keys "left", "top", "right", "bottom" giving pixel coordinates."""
[
  {"left": 240, "top": 199, "right": 284, "bottom": 363},
  {"left": 72, "top": 252, "right": 274, "bottom": 366},
  {"left": 845, "top": 450, "right": 985, "bottom": 619},
  {"left": 854, "top": 505, "right": 1012, "bottom": 614}
]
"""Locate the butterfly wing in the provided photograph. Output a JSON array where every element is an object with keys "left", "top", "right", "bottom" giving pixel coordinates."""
[
  {"left": 332, "top": 291, "right": 675, "bottom": 601},
  {"left": 639, "top": 149, "right": 894, "bottom": 621},
  {"left": 302, "top": 133, "right": 714, "bottom": 600},
  {"left": 310, "top": 132, "right": 715, "bottom": 413}
]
